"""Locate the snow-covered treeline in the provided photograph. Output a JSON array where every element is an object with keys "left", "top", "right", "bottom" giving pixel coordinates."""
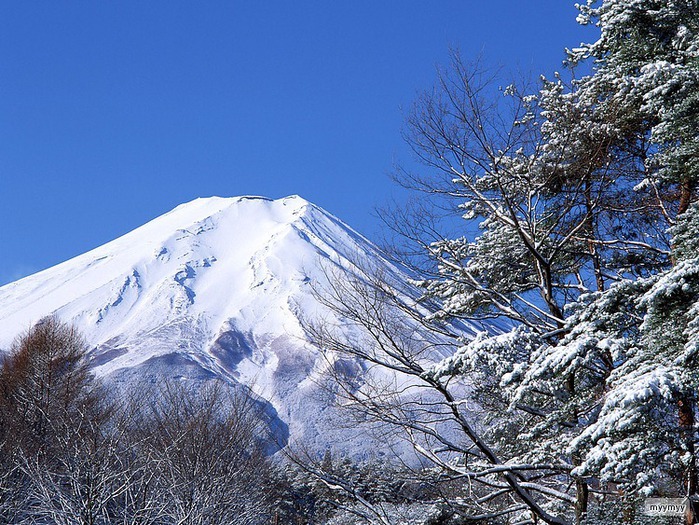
[
  {"left": 0, "top": 317, "right": 456, "bottom": 525},
  {"left": 0, "top": 317, "right": 278, "bottom": 524}
]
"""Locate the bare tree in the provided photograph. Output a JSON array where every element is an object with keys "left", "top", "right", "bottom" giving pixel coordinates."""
[
  {"left": 390, "top": 52, "right": 670, "bottom": 333},
  {"left": 303, "top": 261, "right": 578, "bottom": 525},
  {"left": 0, "top": 319, "right": 278, "bottom": 525},
  {"left": 0, "top": 316, "right": 125, "bottom": 524},
  {"left": 129, "top": 380, "right": 275, "bottom": 525}
]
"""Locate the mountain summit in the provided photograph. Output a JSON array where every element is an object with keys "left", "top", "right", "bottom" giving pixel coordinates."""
[{"left": 0, "top": 195, "right": 414, "bottom": 452}]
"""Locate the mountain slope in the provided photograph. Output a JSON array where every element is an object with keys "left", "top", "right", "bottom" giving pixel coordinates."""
[{"left": 0, "top": 195, "right": 477, "bottom": 454}]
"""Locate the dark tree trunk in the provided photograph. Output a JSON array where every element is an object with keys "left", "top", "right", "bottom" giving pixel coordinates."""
[
  {"left": 678, "top": 178, "right": 695, "bottom": 216},
  {"left": 679, "top": 395, "right": 698, "bottom": 525},
  {"left": 575, "top": 477, "right": 589, "bottom": 525}
]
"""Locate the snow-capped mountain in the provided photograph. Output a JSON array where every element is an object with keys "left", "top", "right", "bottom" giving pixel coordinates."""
[{"left": 0, "top": 195, "right": 462, "bottom": 455}]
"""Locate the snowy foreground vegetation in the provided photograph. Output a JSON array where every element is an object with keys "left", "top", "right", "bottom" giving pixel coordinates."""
[
  {"left": 0, "top": 318, "right": 467, "bottom": 525},
  {"left": 2, "top": 1, "right": 699, "bottom": 524},
  {"left": 301, "top": 1, "right": 699, "bottom": 523}
]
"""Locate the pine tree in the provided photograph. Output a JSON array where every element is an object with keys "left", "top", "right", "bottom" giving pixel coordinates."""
[
  {"left": 392, "top": 2, "right": 699, "bottom": 524},
  {"left": 572, "top": 0, "right": 699, "bottom": 215}
]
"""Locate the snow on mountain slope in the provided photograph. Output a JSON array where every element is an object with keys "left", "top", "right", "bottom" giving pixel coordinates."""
[{"left": 0, "top": 195, "right": 478, "bottom": 455}]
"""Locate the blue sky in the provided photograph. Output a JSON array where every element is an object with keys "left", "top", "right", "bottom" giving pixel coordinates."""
[{"left": 0, "top": 2, "right": 593, "bottom": 285}]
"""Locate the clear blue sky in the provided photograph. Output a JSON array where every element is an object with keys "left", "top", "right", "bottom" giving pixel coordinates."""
[{"left": 0, "top": 1, "right": 593, "bottom": 285}]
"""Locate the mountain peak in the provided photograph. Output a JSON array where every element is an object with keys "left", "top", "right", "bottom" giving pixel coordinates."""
[
  {"left": 173, "top": 194, "right": 310, "bottom": 210},
  {"left": 146, "top": 194, "right": 313, "bottom": 233},
  {"left": 0, "top": 195, "right": 354, "bottom": 350}
]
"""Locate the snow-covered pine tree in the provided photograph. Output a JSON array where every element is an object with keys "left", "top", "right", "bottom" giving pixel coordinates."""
[
  {"left": 495, "top": 1, "right": 699, "bottom": 520},
  {"left": 305, "top": 2, "right": 699, "bottom": 524},
  {"left": 572, "top": 0, "right": 699, "bottom": 216},
  {"left": 518, "top": 203, "right": 699, "bottom": 523},
  {"left": 401, "top": 1, "right": 699, "bottom": 524},
  {"left": 512, "top": 2, "right": 699, "bottom": 520}
]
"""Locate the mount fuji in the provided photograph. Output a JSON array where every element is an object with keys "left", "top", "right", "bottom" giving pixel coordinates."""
[{"left": 0, "top": 195, "right": 476, "bottom": 455}]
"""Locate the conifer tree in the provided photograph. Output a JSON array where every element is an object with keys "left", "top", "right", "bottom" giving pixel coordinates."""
[{"left": 315, "top": 2, "right": 699, "bottom": 524}]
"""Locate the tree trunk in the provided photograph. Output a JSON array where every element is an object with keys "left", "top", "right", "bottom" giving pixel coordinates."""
[
  {"left": 676, "top": 176, "right": 696, "bottom": 525},
  {"left": 575, "top": 477, "right": 589, "bottom": 525},
  {"left": 584, "top": 180, "right": 604, "bottom": 292},
  {"left": 567, "top": 374, "right": 588, "bottom": 525},
  {"left": 678, "top": 178, "right": 695, "bottom": 216},
  {"left": 679, "top": 395, "right": 698, "bottom": 525}
]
